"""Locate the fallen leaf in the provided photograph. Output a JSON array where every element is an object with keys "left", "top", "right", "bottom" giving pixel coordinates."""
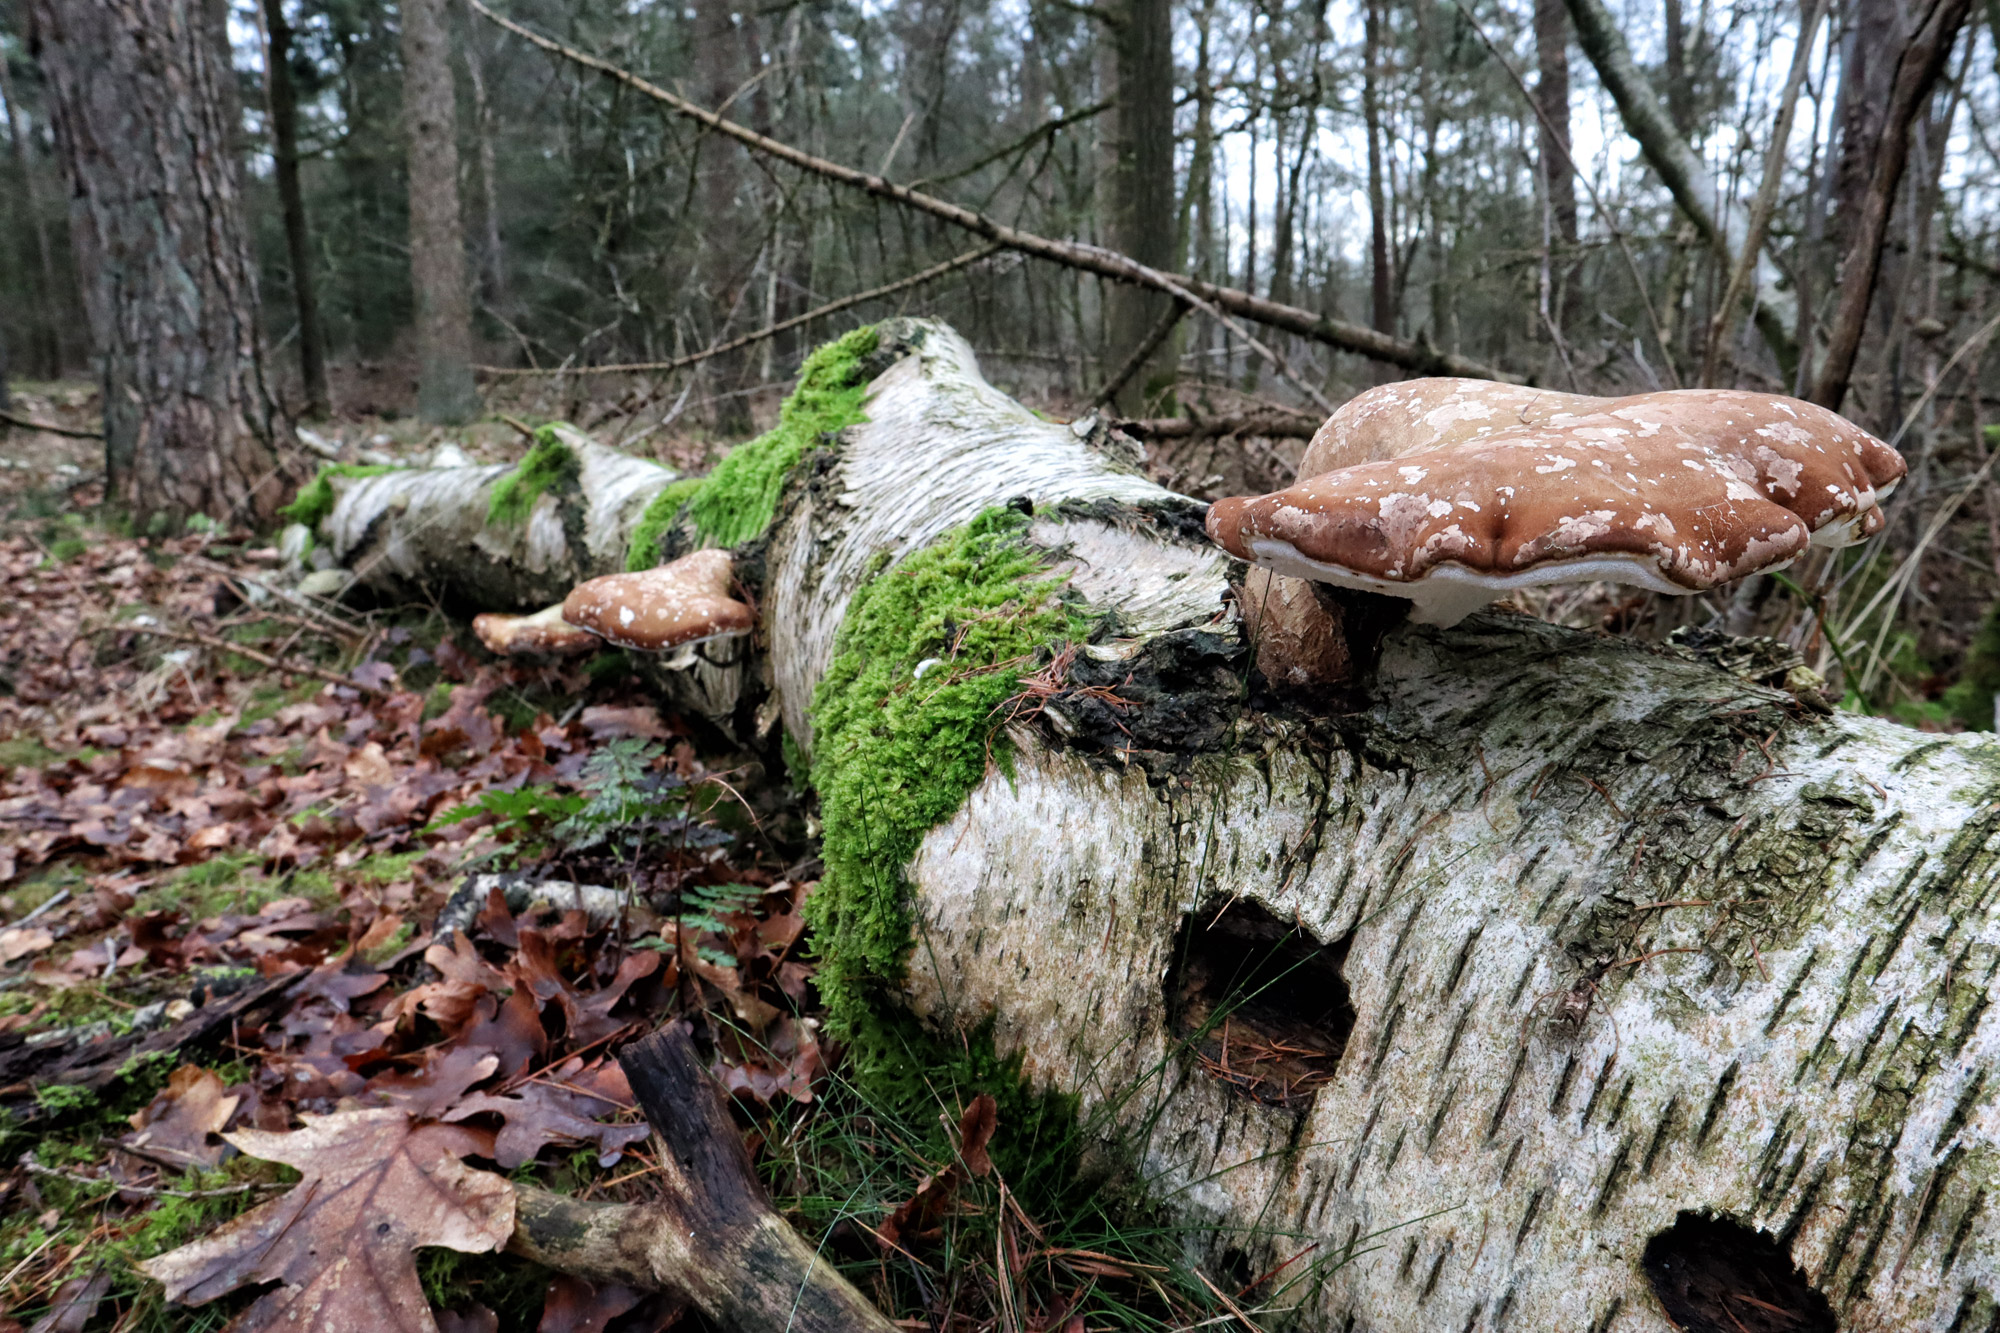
[
  {"left": 122, "top": 1066, "right": 241, "bottom": 1169},
  {"left": 536, "top": 1276, "right": 644, "bottom": 1333},
  {"left": 0, "top": 926, "right": 54, "bottom": 962},
  {"left": 436, "top": 1307, "right": 499, "bottom": 1333},
  {"left": 444, "top": 1060, "right": 650, "bottom": 1169},
  {"left": 958, "top": 1093, "right": 998, "bottom": 1178},
  {"left": 26, "top": 1268, "right": 111, "bottom": 1333},
  {"left": 143, "top": 1109, "right": 516, "bottom": 1333}
]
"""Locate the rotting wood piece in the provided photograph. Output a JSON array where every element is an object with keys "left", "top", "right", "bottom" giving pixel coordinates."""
[
  {"left": 0, "top": 971, "right": 303, "bottom": 1116},
  {"left": 505, "top": 1024, "right": 899, "bottom": 1333}
]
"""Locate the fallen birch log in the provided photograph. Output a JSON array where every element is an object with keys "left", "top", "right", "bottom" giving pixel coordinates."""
[{"left": 306, "top": 318, "right": 2000, "bottom": 1332}]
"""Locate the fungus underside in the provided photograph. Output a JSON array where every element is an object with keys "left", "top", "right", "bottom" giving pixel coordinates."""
[
  {"left": 624, "top": 325, "right": 880, "bottom": 570},
  {"left": 487, "top": 427, "right": 581, "bottom": 527},
  {"left": 804, "top": 506, "right": 1088, "bottom": 1147},
  {"left": 279, "top": 463, "right": 408, "bottom": 530}
]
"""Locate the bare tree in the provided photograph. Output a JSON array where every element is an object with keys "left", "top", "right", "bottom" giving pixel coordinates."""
[
  {"left": 260, "top": 0, "right": 329, "bottom": 419},
  {"left": 1101, "top": 0, "right": 1181, "bottom": 413},
  {"left": 1364, "top": 0, "right": 1395, "bottom": 381},
  {"left": 399, "top": 0, "right": 478, "bottom": 424},
  {"left": 1810, "top": 0, "right": 1973, "bottom": 411},
  {"left": 0, "top": 47, "right": 64, "bottom": 379},
  {"left": 27, "top": 0, "right": 296, "bottom": 528}
]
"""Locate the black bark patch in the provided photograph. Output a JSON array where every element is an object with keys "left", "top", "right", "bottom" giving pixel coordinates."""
[
  {"left": 1167, "top": 898, "right": 1355, "bottom": 1108},
  {"left": 1641, "top": 1212, "right": 1834, "bottom": 1333}
]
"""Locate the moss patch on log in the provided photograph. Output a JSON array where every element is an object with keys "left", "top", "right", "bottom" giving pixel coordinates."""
[
  {"left": 487, "top": 427, "right": 581, "bottom": 527},
  {"left": 624, "top": 326, "right": 879, "bottom": 569},
  {"left": 278, "top": 463, "right": 407, "bottom": 531},
  {"left": 806, "top": 505, "right": 1085, "bottom": 1036}
]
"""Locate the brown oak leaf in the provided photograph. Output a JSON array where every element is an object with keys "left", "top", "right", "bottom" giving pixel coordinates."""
[
  {"left": 142, "top": 1109, "right": 516, "bottom": 1333},
  {"left": 122, "top": 1065, "right": 241, "bottom": 1169}
]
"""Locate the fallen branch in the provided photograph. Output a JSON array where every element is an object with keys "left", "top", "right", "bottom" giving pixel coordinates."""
[
  {"left": 506, "top": 1024, "right": 899, "bottom": 1333},
  {"left": 1116, "top": 410, "right": 1318, "bottom": 440},
  {"left": 104, "top": 624, "right": 385, "bottom": 695},
  {"left": 466, "top": 0, "right": 1512, "bottom": 382},
  {"left": 0, "top": 409, "right": 102, "bottom": 440},
  {"left": 477, "top": 243, "right": 1006, "bottom": 378}
]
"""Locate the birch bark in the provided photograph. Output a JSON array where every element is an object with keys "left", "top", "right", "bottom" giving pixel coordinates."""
[{"left": 312, "top": 320, "right": 2000, "bottom": 1329}]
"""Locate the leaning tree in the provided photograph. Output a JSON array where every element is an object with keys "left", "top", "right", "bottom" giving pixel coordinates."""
[{"left": 242, "top": 320, "right": 2000, "bottom": 1331}]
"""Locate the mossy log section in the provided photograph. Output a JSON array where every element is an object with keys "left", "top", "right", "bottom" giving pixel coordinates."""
[
  {"left": 314, "top": 320, "right": 2000, "bottom": 1331},
  {"left": 506, "top": 1024, "right": 898, "bottom": 1333}
]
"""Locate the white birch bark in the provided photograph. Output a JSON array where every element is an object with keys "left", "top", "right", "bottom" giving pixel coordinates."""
[{"left": 312, "top": 319, "right": 2000, "bottom": 1330}]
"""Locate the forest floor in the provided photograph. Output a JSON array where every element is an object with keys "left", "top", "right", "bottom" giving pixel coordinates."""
[{"left": 0, "top": 406, "right": 1262, "bottom": 1332}]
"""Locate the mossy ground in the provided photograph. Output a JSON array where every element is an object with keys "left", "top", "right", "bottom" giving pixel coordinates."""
[
  {"left": 624, "top": 325, "right": 880, "bottom": 569},
  {"left": 278, "top": 463, "right": 407, "bottom": 530},
  {"left": 486, "top": 428, "right": 580, "bottom": 527}
]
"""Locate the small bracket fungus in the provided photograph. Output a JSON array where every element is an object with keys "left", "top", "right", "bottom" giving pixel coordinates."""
[
  {"left": 561, "top": 548, "right": 756, "bottom": 653},
  {"left": 471, "top": 602, "right": 601, "bottom": 656},
  {"left": 1210, "top": 383, "right": 1906, "bottom": 628}
]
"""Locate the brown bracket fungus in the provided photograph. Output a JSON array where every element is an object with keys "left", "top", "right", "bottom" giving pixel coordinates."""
[
  {"left": 1211, "top": 382, "right": 1906, "bottom": 631},
  {"left": 471, "top": 603, "right": 602, "bottom": 657},
  {"left": 561, "top": 548, "right": 756, "bottom": 654}
]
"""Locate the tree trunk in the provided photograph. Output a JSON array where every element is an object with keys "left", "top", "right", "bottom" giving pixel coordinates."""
[
  {"left": 694, "top": 0, "right": 755, "bottom": 434},
  {"left": 460, "top": 2, "right": 509, "bottom": 315},
  {"left": 1534, "top": 0, "right": 1576, "bottom": 247},
  {"left": 1102, "top": 0, "right": 1180, "bottom": 415},
  {"left": 308, "top": 319, "right": 2000, "bottom": 1331},
  {"left": 1365, "top": 0, "right": 1395, "bottom": 384},
  {"left": 260, "top": 0, "right": 330, "bottom": 420},
  {"left": 0, "top": 51, "right": 65, "bottom": 380},
  {"left": 1809, "top": 0, "right": 1973, "bottom": 413},
  {"left": 27, "top": 0, "right": 297, "bottom": 529},
  {"left": 400, "top": 0, "right": 479, "bottom": 424}
]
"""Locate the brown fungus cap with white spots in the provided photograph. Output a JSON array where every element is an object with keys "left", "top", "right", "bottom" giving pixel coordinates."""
[
  {"left": 561, "top": 548, "right": 755, "bottom": 652},
  {"left": 1209, "top": 387, "right": 1906, "bottom": 628},
  {"left": 473, "top": 603, "right": 601, "bottom": 656}
]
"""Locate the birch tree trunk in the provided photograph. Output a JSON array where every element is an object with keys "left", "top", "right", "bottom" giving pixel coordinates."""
[{"left": 310, "top": 319, "right": 2000, "bottom": 1332}]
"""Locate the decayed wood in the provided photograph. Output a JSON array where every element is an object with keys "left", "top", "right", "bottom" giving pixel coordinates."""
[
  {"left": 506, "top": 1025, "right": 899, "bottom": 1333},
  {"left": 315, "top": 318, "right": 2000, "bottom": 1330}
]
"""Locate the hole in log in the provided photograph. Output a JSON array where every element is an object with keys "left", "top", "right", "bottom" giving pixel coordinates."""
[
  {"left": 1167, "top": 899, "right": 1354, "bottom": 1109},
  {"left": 1641, "top": 1212, "right": 1835, "bottom": 1333}
]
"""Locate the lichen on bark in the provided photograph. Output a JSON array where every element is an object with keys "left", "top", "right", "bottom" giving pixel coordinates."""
[{"left": 624, "top": 326, "right": 881, "bottom": 569}]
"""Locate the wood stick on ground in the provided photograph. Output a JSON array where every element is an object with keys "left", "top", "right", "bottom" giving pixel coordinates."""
[
  {"left": 478, "top": 243, "right": 1005, "bottom": 378},
  {"left": 0, "top": 409, "right": 102, "bottom": 439},
  {"left": 506, "top": 1024, "right": 899, "bottom": 1333},
  {"left": 465, "top": 0, "right": 1510, "bottom": 383},
  {"left": 104, "top": 624, "right": 385, "bottom": 695}
]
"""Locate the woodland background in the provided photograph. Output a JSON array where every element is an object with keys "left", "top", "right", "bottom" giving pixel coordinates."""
[
  {"left": 3, "top": 0, "right": 1995, "bottom": 722},
  {"left": 0, "top": 1, "right": 1996, "bottom": 1329}
]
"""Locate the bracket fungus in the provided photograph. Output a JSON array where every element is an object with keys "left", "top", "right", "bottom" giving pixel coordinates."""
[
  {"left": 561, "top": 548, "right": 756, "bottom": 653},
  {"left": 471, "top": 603, "right": 601, "bottom": 657},
  {"left": 1210, "top": 381, "right": 1906, "bottom": 630}
]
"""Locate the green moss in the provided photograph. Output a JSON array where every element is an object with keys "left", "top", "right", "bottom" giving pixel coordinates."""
[
  {"left": 279, "top": 463, "right": 406, "bottom": 530},
  {"left": 487, "top": 426, "right": 581, "bottom": 527},
  {"left": 623, "top": 478, "right": 702, "bottom": 571},
  {"left": 805, "top": 506, "right": 1085, "bottom": 1040},
  {"left": 623, "top": 326, "right": 879, "bottom": 569}
]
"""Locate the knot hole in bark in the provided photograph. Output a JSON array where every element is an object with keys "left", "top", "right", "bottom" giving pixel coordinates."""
[
  {"left": 1640, "top": 1212, "right": 1834, "bottom": 1333},
  {"left": 1166, "top": 899, "right": 1355, "bottom": 1109}
]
